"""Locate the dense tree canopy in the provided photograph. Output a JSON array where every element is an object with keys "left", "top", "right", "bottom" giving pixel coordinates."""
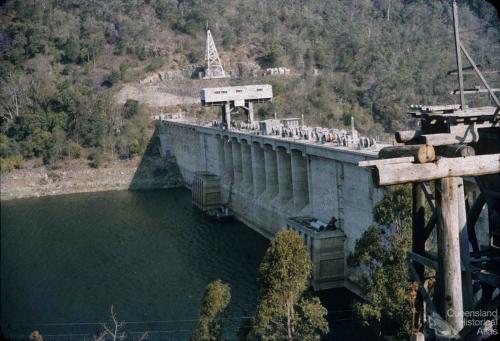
[{"left": 0, "top": 0, "right": 498, "bottom": 170}]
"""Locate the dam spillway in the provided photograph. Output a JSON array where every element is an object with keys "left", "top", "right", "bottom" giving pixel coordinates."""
[{"left": 158, "top": 118, "right": 386, "bottom": 291}]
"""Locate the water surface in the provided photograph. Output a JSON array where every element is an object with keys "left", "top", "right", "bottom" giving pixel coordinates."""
[{"left": 1, "top": 189, "right": 269, "bottom": 340}]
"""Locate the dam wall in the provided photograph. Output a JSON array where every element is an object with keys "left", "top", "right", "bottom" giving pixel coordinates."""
[
  {"left": 160, "top": 120, "right": 386, "bottom": 289},
  {"left": 159, "top": 119, "right": 492, "bottom": 291}
]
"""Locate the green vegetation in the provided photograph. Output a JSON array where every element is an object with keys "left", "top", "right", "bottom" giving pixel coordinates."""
[
  {"left": 251, "top": 229, "right": 329, "bottom": 340},
  {"left": 191, "top": 279, "right": 231, "bottom": 341},
  {"left": 348, "top": 185, "right": 414, "bottom": 340},
  {"left": 1, "top": 0, "right": 498, "bottom": 171}
]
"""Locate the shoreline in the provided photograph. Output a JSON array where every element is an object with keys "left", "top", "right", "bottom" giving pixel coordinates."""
[{"left": 0, "top": 156, "right": 183, "bottom": 201}]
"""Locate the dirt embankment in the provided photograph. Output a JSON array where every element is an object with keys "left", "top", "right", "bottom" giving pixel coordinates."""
[{"left": 0, "top": 156, "right": 183, "bottom": 201}]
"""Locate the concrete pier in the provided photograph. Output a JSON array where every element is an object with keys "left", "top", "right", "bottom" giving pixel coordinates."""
[
  {"left": 217, "top": 138, "right": 225, "bottom": 177},
  {"left": 223, "top": 138, "right": 233, "bottom": 180},
  {"left": 241, "top": 141, "right": 253, "bottom": 191},
  {"left": 276, "top": 147, "right": 293, "bottom": 206},
  {"left": 251, "top": 143, "right": 266, "bottom": 197},
  {"left": 231, "top": 138, "right": 242, "bottom": 185},
  {"left": 263, "top": 144, "right": 278, "bottom": 201},
  {"left": 291, "top": 149, "right": 309, "bottom": 213}
]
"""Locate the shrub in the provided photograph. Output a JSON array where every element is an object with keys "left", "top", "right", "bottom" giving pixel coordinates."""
[
  {"left": 87, "top": 150, "right": 102, "bottom": 168},
  {"left": 123, "top": 99, "right": 141, "bottom": 119},
  {"left": 145, "top": 57, "right": 165, "bottom": 72},
  {"left": 65, "top": 141, "right": 83, "bottom": 159},
  {"left": 0, "top": 155, "right": 23, "bottom": 173}
]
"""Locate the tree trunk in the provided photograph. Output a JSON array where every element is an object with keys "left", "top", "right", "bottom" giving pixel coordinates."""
[{"left": 287, "top": 292, "right": 293, "bottom": 341}]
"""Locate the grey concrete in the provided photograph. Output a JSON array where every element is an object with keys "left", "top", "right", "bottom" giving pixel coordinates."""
[
  {"left": 223, "top": 138, "right": 233, "bottom": 180},
  {"left": 231, "top": 138, "right": 242, "bottom": 185},
  {"left": 251, "top": 143, "right": 266, "bottom": 197},
  {"left": 276, "top": 147, "right": 293, "bottom": 206},
  {"left": 241, "top": 141, "right": 253, "bottom": 191},
  {"left": 263, "top": 144, "right": 278, "bottom": 201},
  {"left": 217, "top": 137, "right": 225, "bottom": 176},
  {"left": 291, "top": 150, "right": 309, "bottom": 213}
]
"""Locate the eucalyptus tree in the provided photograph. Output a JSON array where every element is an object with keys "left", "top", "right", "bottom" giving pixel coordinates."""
[{"left": 252, "top": 229, "right": 329, "bottom": 341}]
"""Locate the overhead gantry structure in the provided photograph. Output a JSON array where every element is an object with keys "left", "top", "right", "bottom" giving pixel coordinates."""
[{"left": 200, "top": 84, "right": 273, "bottom": 128}]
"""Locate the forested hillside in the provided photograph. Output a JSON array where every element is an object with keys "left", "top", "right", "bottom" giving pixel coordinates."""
[{"left": 1, "top": 0, "right": 499, "bottom": 170}]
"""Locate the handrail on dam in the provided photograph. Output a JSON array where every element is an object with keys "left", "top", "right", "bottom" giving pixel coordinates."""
[{"left": 161, "top": 118, "right": 387, "bottom": 165}]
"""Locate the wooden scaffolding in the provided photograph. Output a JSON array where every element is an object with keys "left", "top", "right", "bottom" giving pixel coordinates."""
[{"left": 359, "top": 1, "right": 499, "bottom": 339}]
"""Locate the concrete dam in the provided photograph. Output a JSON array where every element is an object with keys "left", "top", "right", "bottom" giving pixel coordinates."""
[
  {"left": 156, "top": 84, "right": 491, "bottom": 294},
  {"left": 156, "top": 85, "right": 389, "bottom": 292}
]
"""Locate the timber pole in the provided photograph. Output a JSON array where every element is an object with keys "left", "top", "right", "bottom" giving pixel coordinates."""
[
  {"left": 412, "top": 182, "right": 426, "bottom": 330},
  {"left": 412, "top": 183, "right": 426, "bottom": 279},
  {"left": 452, "top": 0, "right": 465, "bottom": 109},
  {"left": 457, "top": 178, "right": 473, "bottom": 311},
  {"left": 437, "top": 177, "right": 464, "bottom": 331}
]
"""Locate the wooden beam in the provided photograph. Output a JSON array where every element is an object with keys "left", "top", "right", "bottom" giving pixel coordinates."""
[
  {"left": 409, "top": 251, "right": 438, "bottom": 270},
  {"left": 460, "top": 42, "right": 500, "bottom": 108},
  {"left": 437, "top": 177, "right": 464, "bottom": 331},
  {"left": 420, "top": 182, "right": 435, "bottom": 211},
  {"left": 465, "top": 193, "right": 484, "bottom": 253},
  {"left": 397, "top": 123, "right": 493, "bottom": 146},
  {"left": 476, "top": 271, "right": 500, "bottom": 287},
  {"left": 379, "top": 145, "right": 435, "bottom": 164},
  {"left": 407, "top": 259, "right": 438, "bottom": 315},
  {"left": 368, "top": 154, "right": 500, "bottom": 186},
  {"left": 435, "top": 145, "right": 475, "bottom": 158},
  {"left": 423, "top": 211, "right": 437, "bottom": 241},
  {"left": 447, "top": 64, "right": 480, "bottom": 75},
  {"left": 358, "top": 156, "right": 414, "bottom": 167},
  {"left": 395, "top": 130, "right": 420, "bottom": 143},
  {"left": 451, "top": 87, "right": 500, "bottom": 95},
  {"left": 419, "top": 125, "right": 478, "bottom": 145}
]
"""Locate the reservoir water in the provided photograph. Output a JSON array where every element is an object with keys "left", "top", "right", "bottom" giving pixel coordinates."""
[
  {"left": 1, "top": 188, "right": 365, "bottom": 341},
  {"left": 1, "top": 189, "right": 269, "bottom": 340}
]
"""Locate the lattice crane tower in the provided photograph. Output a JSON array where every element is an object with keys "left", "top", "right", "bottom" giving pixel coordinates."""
[{"left": 204, "top": 29, "right": 227, "bottom": 79}]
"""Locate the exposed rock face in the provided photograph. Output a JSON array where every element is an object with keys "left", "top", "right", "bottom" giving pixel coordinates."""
[
  {"left": 114, "top": 84, "right": 198, "bottom": 107},
  {"left": 0, "top": 156, "right": 183, "bottom": 201}
]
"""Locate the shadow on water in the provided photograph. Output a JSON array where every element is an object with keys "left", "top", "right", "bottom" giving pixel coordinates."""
[
  {"left": 128, "top": 124, "right": 183, "bottom": 191},
  {"left": 318, "top": 288, "right": 376, "bottom": 341}
]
